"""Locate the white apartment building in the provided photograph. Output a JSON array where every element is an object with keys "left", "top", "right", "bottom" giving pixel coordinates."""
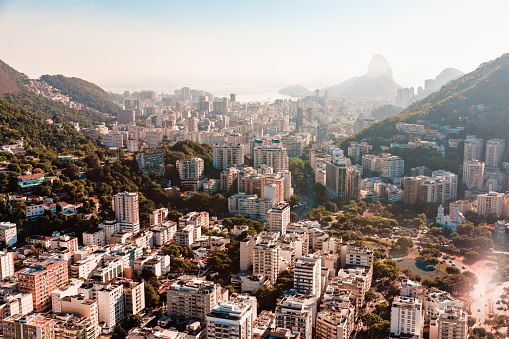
[
  {"left": 477, "top": 191, "right": 505, "bottom": 217},
  {"left": 463, "top": 137, "right": 483, "bottom": 162},
  {"left": 390, "top": 296, "right": 422, "bottom": 338},
  {"left": 239, "top": 235, "right": 261, "bottom": 271},
  {"left": 462, "top": 160, "right": 484, "bottom": 189},
  {"left": 82, "top": 229, "right": 106, "bottom": 247},
  {"left": 102, "top": 132, "right": 125, "bottom": 148},
  {"left": 400, "top": 279, "right": 424, "bottom": 299},
  {"left": 51, "top": 279, "right": 83, "bottom": 313},
  {"left": 112, "top": 192, "right": 140, "bottom": 234},
  {"left": 316, "top": 305, "right": 355, "bottom": 339},
  {"left": 176, "top": 157, "right": 204, "bottom": 180},
  {"left": 175, "top": 225, "right": 194, "bottom": 248},
  {"left": 228, "top": 193, "right": 274, "bottom": 220},
  {"left": 0, "top": 222, "right": 17, "bottom": 247},
  {"left": 167, "top": 278, "right": 223, "bottom": 321},
  {"left": 151, "top": 221, "right": 177, "bottom": 247},
  {"left": 275, "top": 295, "right": 314, "bottom": 339},
  {"left": 485, "top": 139, "right": 505, "bottom": 168},
  {"left": 70, "top": 252, "right": 105, "bottom": 279},
  {"left": 179, "top": 211, "right": 208, "bottom": 240},
  {"left": 61, "top": 294, "right": 99, "bottom": 339},
  {"left": 294, "top": 254, "right": 322, "bottom": 297},
  {"left": 25, "top": 203, "right": 45, "bottom": 221},
  {"left": 213, "top": 144, "right": 244, "bottom": 170},
  {"left": 381, "top": 154, "right": 405, "bottom": 179},
  {"left": 253, "top": 146, "right": 289, "bottom": 173},
  {"left": 267, "top": 202, "right": 290, "bottom": 235},
  {"left": 253, "top": 241, "right": 281, "bottom": 285},
  {"left": 0, "top": 293, "right": 33, "bottom": 319},
  {"left": 97, "top": 283, "right": 124, "bottom": 328},
  {"left": 117, "top": 279, "right": 145, "bottom": 316},
  {"left": 0, "top": 251, "right": 14, "bottom": 280},
  {"left": 206, "top": 301, "right": 253, "bottom": 339},
  {"left": 423, "top": 290, "right": 463, "bottom": 323},
  {"left": 149, "top": 207, "right": 168, "bottom": 226},
  {"left": 340, "top": 246, "right": 374, "bottom": 268},
  {"left": 432, "top": 306, "right": 468, "bottom": 339}
]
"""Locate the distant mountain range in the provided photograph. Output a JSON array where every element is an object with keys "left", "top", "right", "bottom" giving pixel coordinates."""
[{"left": 279, "top": 55, "right": 465, "bottom": 99}]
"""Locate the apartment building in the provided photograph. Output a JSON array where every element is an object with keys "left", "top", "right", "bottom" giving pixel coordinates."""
[
  {"left": 136, "top": 150, "right": 165, "bottom": 176},
  {"left": 485, "top": 139, "right": 505, "bottom": 168},
  {"left": 50, "top": 234, "right": 78, "bottom": 256},
  {"left": 239, "top": 235, "right": 261, "bottom": 271},
  {"left": 151, "top": 221, "right": 177, "bottom": 247},
  {"left": 390, "top": 296, "right": 422, "bottom": 338},
  {"left": 206, "top": 301, "right": 253, "bottom": 339},
  {"left": 178, "top": 211, "right": 208, "bottom": 240},
  {"left": 253, "top": 241, "right": 281, "bottom": 285},
  {"left": 267, "top": 202, "right": 290, "bottom": 235},
  {"left": 340, "top": 246, "right": 373, "bottom": 268},
  {"left": 112, "top": 192, "right": 140, "bottom": 234},
  {"left": 176, "top": 157, "right": 204, "bottom": 181},
  {"left": 167, "top": 278, "right": 222, "bottom": 321},
  {"left": 0, "top": 222, "right": 17, "bottom": 247},
  {"left": 477, "top": 191, "right": 504, "bottom": 217},
  {"left": 0, "top": 251, "right": 14, "bottom": 280},
  {"left": 116, "top": 278, "right": 145, "bottom": 315},
  {"left": 294, "top": 254, "right": 322, "bottom": 297},
  {"left": 61, "top": 294, "right": 99, "bottom": 339},
  {"left": 428, "top": 306, "right": 468, "bottom": 339},
  {"left": 463, "top": 137, "right": 483, "bottom": 162},
  {"left": 316, "top": 304, "right": 355, "bottom": 339},
  {"left": 462, "top": 160, "right": 484, "bottom": 190},
  {"left": 97, "top": 283, "right": 124, "bottom": 328},
  {"left": 253, "top": 146, "right": 289, "bottom": 173},
  {"left": 228, "top": 193, "right": 273, "bottom": 220},
  {"left": 149, "top": 207, "right": 168, "bottom": 226},
  {"left": 275, "top": 295, "right": 314, "bottom": 339},
  {"left": 18, "top": 258, "right": 68, "bottom": 312},
  {"left": 2, "top": 314, "right": 55, "bottom": 339},
  {"left": 213, "top": 143, "right": 244, "bottom": 169},
  {"left": 82, "top": 229, "right": 106, "bottom": 247}
]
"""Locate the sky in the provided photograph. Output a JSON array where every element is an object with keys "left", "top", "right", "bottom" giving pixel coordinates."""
[{"left": 0, "top": 0, "right": 508, "bottom": 93}]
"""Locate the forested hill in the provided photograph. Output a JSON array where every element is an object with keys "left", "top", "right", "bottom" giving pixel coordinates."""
[
  {"left": 40, "top": 74, "right": 120, "bottom": 115},
  {"left": 0, "top": 59, "right": 112, "bottom": 128},
  {"left": 341, "top": 52, "right": 509, "bottom": 149},
  {"left": 0, "top": 98, "right": 100, "bottom": 156}
]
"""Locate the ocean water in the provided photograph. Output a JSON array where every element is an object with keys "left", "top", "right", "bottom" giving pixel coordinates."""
[{"left": 104, "top": 85, "right": 295, "bottom": 103}]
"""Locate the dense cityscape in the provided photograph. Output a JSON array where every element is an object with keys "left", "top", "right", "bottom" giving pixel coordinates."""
[{"left": 1, "top": 1, "right": 509, "bottom": 339}]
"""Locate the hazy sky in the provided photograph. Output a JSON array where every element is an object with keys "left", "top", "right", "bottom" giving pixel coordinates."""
[{"left": 1, "top": 0, "right": 508, "bottom": 92}]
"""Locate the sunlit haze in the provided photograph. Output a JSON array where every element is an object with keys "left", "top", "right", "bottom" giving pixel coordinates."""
[{"left": 1, "top": 0, "right": 509, "bottom": 93}]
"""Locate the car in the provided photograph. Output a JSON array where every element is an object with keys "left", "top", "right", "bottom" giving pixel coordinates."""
[
  {"left": 477, "top": 308, "right": 481, "bottom": 312},
  {"left": 462, "top": 266, "right": 466, "bottom": 269}
]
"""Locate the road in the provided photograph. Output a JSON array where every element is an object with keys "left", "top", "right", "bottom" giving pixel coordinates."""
[
  {"left": 450, "top": 258, "right": 486, "bottom": 326},
  {"left": 293, "top": 175, "right": 315, "bottom": 219}
]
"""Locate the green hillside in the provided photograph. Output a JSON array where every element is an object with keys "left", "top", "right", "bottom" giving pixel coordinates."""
[
  {"left": 342, "top": 53, "right": 509, "bottom": 149},
  {"left": 40, "top": 74, "right": 120, "bottom": 115},
  {"left": 0, "top": 60, "right": 112, "bottom": 128},
  {"left": 0, "top": 98, "right": 99, "bottom": 156}
]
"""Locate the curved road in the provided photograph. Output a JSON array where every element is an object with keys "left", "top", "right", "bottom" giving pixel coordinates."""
[{"left": 451, "top": 258, "right": 486, "bottom": 326}]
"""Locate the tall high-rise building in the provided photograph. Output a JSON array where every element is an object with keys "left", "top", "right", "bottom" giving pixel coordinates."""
[
  {"left": 61, "top": 294, "right": 100, "bottom": 339},
  {"left": 176, "top": 158, "right": 204, "bottom": 181},
  {"left": 112, "top": 192, "right": 140, "bottom": 234},
  {"left": 306, "top": 108, "right": 314, "bottom": 123},
  {"left": 390, "top": 296, "right": 422, "bottom": 338},
  {"left": 136, "top": 151, "right": 165, "bottom": 176},
  {"left": 325, "top": 158, "right": 360, "bottom": 200},
  {"left": 294, "top": 254, "right": 322, "bottom": 296},
  {"left": 206, "top": 301, "right": 253, "bottom": 339},
  {"left": 462, "top": 160, "right": 484, "bottom": 189},
  {"left": 485, "top": 139, "right": 505, "bottom": 168},
  {"left": 213, "top": 144, "right": 244, "bottom": 170},
  {"left": 97, "top": 283, "right": 124, "bottom": 328},
  {"left": 435, "top": 306, "right": 468, "bottom": 339},
  {"left": 296, "top": 108, "right": 304, "bottom": 130},
  {"left": 18, "top": 258, "right": 69, "bottom": 312},
  {"left": 253, "top": 240, "right": 281, "bottom": 284},
  {"left": 253, "top": 147, "right": 289, "bottom": 173},
  {"left": 117, "top": 109, "right": 135, "bottom": 125},
  {"left": 267, "top": 202, "right": 290, "bottom": 235},
  {"left": 239, "top": 235, "right": 260, "bottom": 271},
  {"left": 463, "top": 137, "right": 484, "bottom": 162}
]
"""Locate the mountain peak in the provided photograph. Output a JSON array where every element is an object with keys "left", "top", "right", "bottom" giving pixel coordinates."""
[{"left": 366, "top": 54, "right": 394, "bottom": 80}]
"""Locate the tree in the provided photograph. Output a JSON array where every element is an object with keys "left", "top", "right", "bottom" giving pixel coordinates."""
[
  {"left": 288, "top": 195, "right": 301, "bottom": 208},
  {"left": 122, "top": 314, "right": 142, "bottom": 331},
  {"left": 167, "top": 210, "right": 183, "bottom": 222},
  {"left": 144, "top": 281, "right": 160, "bottom": 309},
  {"left": 365, "top": 289, "right": 377, "bottom": 303},
  {"left": 446, "top": 266, "right": 461, "bottom": 275},
  {"left": 209, "top": 251, "right": 233, "bottom": 274},
  {"left": 395, "top": 237, "right": 414, "bottom": 252},
  {"left": 362, "top": 313, "right": 383, "bottom": 326},
  {"left": 111, "top": 323, "right": 127, "bottom": 339},
  {"left": 290, "top": 212, "right": 298, "bottom": 222},
  {"left": 140, "top": 268, "right": 157, "bottom": 281},
  {"left": 369, "top": 320, "right": 390, "bottom": 339}
]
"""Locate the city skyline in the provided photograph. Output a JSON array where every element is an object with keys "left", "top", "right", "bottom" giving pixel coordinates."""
[{"left": 1, "top": 0, "right": 508, "bottom": 92}]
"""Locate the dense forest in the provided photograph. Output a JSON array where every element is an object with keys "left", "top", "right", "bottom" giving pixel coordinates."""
[{"left": 40, "top": 74, "right": 120, "bottom": 115}]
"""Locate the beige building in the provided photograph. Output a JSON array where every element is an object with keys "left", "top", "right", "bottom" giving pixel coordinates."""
[
  {"left": 2, "top": 314, "right": 55, "bottom": 339},
  {"left": 253, "top": 146, "right": 289, "bottom": 173},
  {"left": 462, "top": 160, "right": 484, "bottom": 190},
  {"left": 267, "top": 202, "right": 290, "bottom": 235},
  {"left": 206, "top": 301, "right": 253, "bottom": 339},
  {"left": 316, "top": 305, "right": 355, "bottom": 339},
  {"left": 61, "top": 295, "right": 99, "bottom": 339},
  {"left": 0, "top": 251, "right": 14, "bottom": 280},
  {"left": 253, "top": 241, "right": 281, "bottom": 285},
  {"left": 213, "top": 144, "right": 244, "bottom": 170},
  {"left": 477, "top": 191, "right": 504, "bottom": 217}
]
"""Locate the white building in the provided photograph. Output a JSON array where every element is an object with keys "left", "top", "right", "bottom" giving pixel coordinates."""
[
  {"left": 400, "top": 279, "right": 424, "bottom": 299},
  {"left": 239, "top": 235, "right": 260, "bottom": 271},
  {"left": 0, "top": 251, "right": 14, "bottom": 280},
  {"left": 431, "top": 306, "right": 468, "bottom": 339},
  {"left": 275, "top": 295, "right": 314, "bottom": 339},
  {"left": 463, "top": 137, "right": 483, "bottom": 162},
  {"left": 390, "top": 296, "right": 422, "bottom": 338},
  {"left": 206, "top": 301, "right": 253, "bottom": 339},
  {"left": 253, "top": 146, "right": 289, "bottom": 173},
  {"left": 0, "top": 222, "right": 17, "bottom": 247},
  {"left": 253, "top": 241, "right": 281, "bottom": 285},
  {"left": 267, "top": 202, "right": 290, "bottom": 235},
  {"left": 477, "top": 191, "right": 504, "bottom": 217},
  {"left": 112, "top": 192, "right": 140, "bottom": 234},
  {"left": 97, "top": 283, "right": 124, "bottom": 328},
  {"left": 213, "top": 144, "right": 244, "bottom": 170},
  {"left": 435, "top": 205, "right": 465, "bottom": 233},
  {"left": 462, "top": 160, "right": 484, "bottom": 190},
  {"left": 485, "top": 139, "right": 505, "bottom": 168},
  {"left": 176, "top": 157, "right": 204, "bottom": 181},
  {"left": 294, "top": 254, "right": 322, "bottom": 297},
  {"left": 82, "top": 229, "right": 106, "bottom": 247}
]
